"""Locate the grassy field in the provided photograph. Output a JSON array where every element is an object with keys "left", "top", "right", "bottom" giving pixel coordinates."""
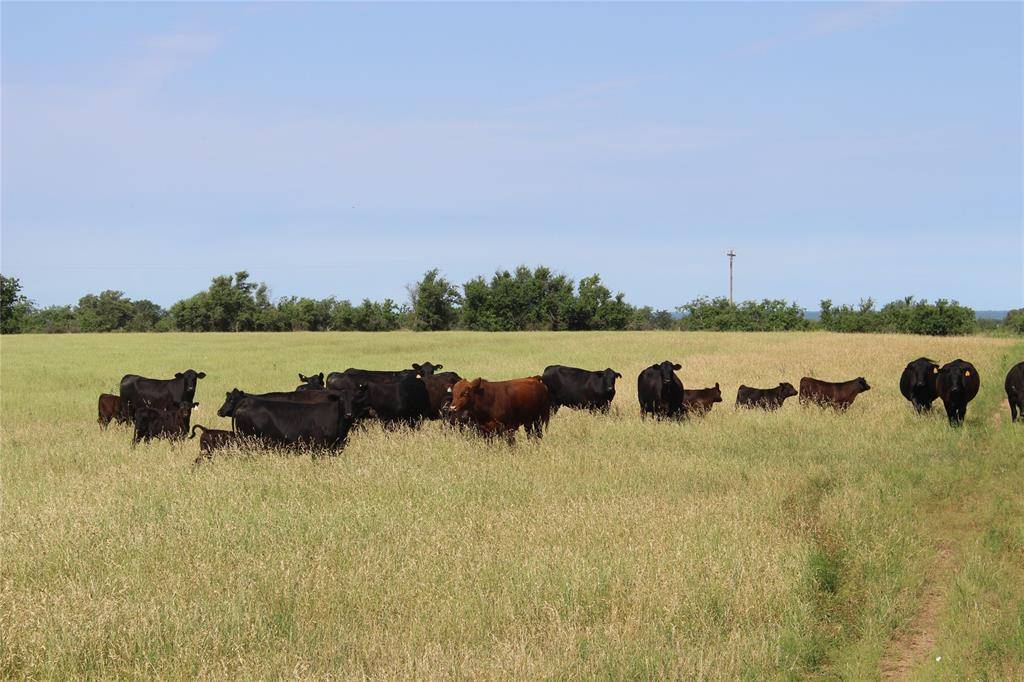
[{"left": 2, "top": 331, "right": 1022, "bottom": 679}]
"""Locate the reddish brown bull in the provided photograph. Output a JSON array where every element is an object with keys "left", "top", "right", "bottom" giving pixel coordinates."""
[
  {"left": 449, "top": 377, "right": 550, "bottom": 443},
  {"left": 799, "top": 376, "right": 871, "bottom": 410}
]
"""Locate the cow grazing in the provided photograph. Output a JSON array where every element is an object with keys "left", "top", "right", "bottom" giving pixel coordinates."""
[
  {"left": 327, "top": 374, "right": 430, "bottom": 427},
  {"left": 936, "top": 359, "right": 980, "bottom": 426},
  {"left": 799, "top": 377, "right": 871, "bottom": 410},
  {"left": 682, "top": 383, "right": 722, "bottom": 416},
  {"left": 230, "top": 394, "right": 354, "bottom": 452},
  {"left": 735, "top": 383, "right": 798, "bottom": 410},
  {"left": 132, "top": 401, "right": 198, "bottom": 445},
  {"left": 541, "top": 365, "right": 621, "bottom": 413},
  {"left": 637, "top": 361, "right": 685, "bottom": 419},
  {"left": 449, "top": 377, "right": 550, "bottom": 443},
  {"left": 120, "top": 370, "right": 206, "bottom": 419},
  {"left": 189, "top": 424, "right": 243, "bottom": 462},
  {"left": 899, "top": 358, "right": 940, "bottom": 413},
  {"left": 97, "top": 393, "right": 128, "bottom": 428},
  {"left": 1005, "top": 362, "right": 1024, "bottom": 423},
  {"left": 296, "top": 372, "right": 325, "bottom": 391},
  {"left": 422, "top": 372, "right": 463, "bottom": 419}
]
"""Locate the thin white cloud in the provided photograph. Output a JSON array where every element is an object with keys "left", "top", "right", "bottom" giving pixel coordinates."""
[
  {"left": 143, "top": 31, "right": 221, "bottom": 57},
  {"left": 728, "top": 2, "right": 905, "bottom": 58}
]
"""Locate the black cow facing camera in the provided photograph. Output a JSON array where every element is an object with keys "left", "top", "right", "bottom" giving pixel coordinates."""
[{"left": 936, "top": 359, "right": 980, "bottom": 426}]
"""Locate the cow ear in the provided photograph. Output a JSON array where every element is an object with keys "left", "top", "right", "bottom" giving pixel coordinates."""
[
  {"left": 615, "top": 372, "right": 622, "bottom": 379},
  {"left": 175, "top": 372, "right": 183, "bottom": 378},
  {"left": 193, "top": 402, "right": 200, "bottom": 407},
  {"left": 197, "top": 372, "right": 206, "bottom": 379},
  {"left": 715, "top": 382, "right": 720, "bottom": 389},
  {"left": 318, "top": 372, "right": 324, "bottom": 381},
  {"left": 435, "top": 364, "right": 443, "bottom": 370},
  {"left": 299, "top": 373, "right": 306, "bottom": 381},
  {"left": 411, "top": 363, "right": 421, "bottom": 370},
  {"left": 673, "top": 363, "right": 681, "bottom": 370}
]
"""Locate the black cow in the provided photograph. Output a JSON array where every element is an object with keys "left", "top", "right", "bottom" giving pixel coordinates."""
[
  {"left": 899, "top": 357, "right": 940, "bottom": 413},
  {"left": 1006, "top": 362, "right": 1024, "bottom": 423},
  {"left": 637, "top": 361, "right": 684, "bottom": 419},
  {"left": 735, "top": 383, "right": 798, "bottom": 410},
  {"left": 120, "top": 370, "right": 206, "bottom": 419},
  {"left": 217, "top": 387, "right": 367, "bottom": 423},
  {"left": 542, "top": 365, "right": 621, "bottom": 413},
  {"left": 326, "top": 362, "right": 442, "bottom": 389},
  {"left": 231, "top": 394, "right": 354, "bottom": 452},
  {"left": 422, "top": 372, "right": 463, "bottom": 419},
  {"left": 936, "top": 359, "right": 980, "bottom": 426},
  {"left": 328, "top": 374, "right": 430, "bottom": 427},
  {"left": 296, "top": 372, "right": 325, "bottom": 391},
  {"left": 132, "top": 401, "right": 198, "bottom": 445}
]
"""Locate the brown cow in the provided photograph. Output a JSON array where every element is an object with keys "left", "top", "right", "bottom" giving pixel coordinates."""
[
  {"left": 682, "top": 383, "right": 722, "bottom": 416},
  {"left": 449, "top": 377, "right": 550, "bottom": 443},
  {"left": 97, "top": 393, "right": 128, "bottom": 428},
  {"left": 189, "top": 424, "right": 243, "bottom": 462},
  {"left": 799, "top": 376, "right": 870, "bottom": 410}
]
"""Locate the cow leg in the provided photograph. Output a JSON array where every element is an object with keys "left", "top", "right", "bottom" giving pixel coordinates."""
[{"left": 944, "top": 402, "right": 960, "bottom": 427}]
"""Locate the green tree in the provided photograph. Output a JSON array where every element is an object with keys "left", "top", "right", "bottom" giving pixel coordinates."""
[
  {"left": 1, "top": 275, "right": 33, "bottom": 334},
  {"left": 409, "top": 269, "right": 461, "bottom": 331}
]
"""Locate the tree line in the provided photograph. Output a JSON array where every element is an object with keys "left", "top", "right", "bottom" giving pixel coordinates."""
[{"left": 1, "top": 271, "right": 1019, "bottom": 336}]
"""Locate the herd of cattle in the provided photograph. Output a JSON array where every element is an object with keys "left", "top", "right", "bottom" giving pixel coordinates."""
[{"left": 96, "top": 358, "right": 1024, "bottom": 460}]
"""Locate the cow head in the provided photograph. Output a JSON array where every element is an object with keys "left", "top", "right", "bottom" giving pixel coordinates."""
[
  {"left": 174, "top": 369, "right": 207, "bottom": 397},
  {"left": 298, "top": 372, "right": 325, "bottom": 389},
  {"left": 602, "top": 368, "right": 622, "bottom": 396},
  {"left": 217, "top": 389, "right": 246, "bottom": 417},
  {"left": 941, "top": 361, "right": 974, "bottom": 394},
  {"left": 856, "top": 377, "right": 871, "bottom": 392},
  {"left": 449, "top": 378, "right": 483, "bottom": 419},
  {"left": 905, "top": 358, "right": 939, "bottom": 392},
  {"left": 411, "top": 362, "right": 443, "bottom": 377},
  {"left": 655, "top": 361, "right": 682, "bottom": 386},
  {"left": 778, "top": 382, "right": 798, "bottom": 399},
  {"left": 709, "top": 382, "right": 723, "bottom": 403},
  {"left": 337, "top": 383, "right": 370, "bottom": 421}
]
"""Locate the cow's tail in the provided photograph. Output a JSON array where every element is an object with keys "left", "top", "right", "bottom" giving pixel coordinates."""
[{"left": 189, "top": 424, "right": 208, "bottom": 439}]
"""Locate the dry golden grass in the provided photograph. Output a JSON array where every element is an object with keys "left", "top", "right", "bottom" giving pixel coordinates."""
[{"left": 1, "top": 331, "right": 1021, "bottom": 679}]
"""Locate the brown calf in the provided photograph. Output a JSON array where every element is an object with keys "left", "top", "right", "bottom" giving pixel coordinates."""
[
  {"left": 799, "top": 377, "right": 870, "bottom": 410},
  {"left": 682, "top": 383, "right": 723, "bottom": 416},
  {"left": 189, "top": 424, "right": 242, "bottom": 462},
  {"left": 98, "top": 393, "right": 128, "bottom": 428}
]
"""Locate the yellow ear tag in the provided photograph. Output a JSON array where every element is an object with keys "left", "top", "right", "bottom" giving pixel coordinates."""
[
  {"left": 933, "top": 367, "right": 938, "bottom": 373},
  {"left": 964, "top": 370, "right": 971, "bottom": 377}
]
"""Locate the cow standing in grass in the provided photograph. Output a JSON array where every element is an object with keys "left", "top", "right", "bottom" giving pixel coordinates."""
[
  {"left": 449, "top": 377, "right": 550, "bottom": 443},
  {"left": 799, "top": 377, "right": 871, "bottom": 411},
  {"left": 735, "top": 383, "right": 798, "bottom": 410},
  {"left": 637, "top": 361, "right": 685, "bottom": 419},
  {"left": 899, "top": 358, "right": 940, "bottom": 413},
  {"left": 936, "top": 360, "right": 980, "bottom": 426},
  {"left": 1006, "top": 362, "right": 1024, "bottom": 423}
]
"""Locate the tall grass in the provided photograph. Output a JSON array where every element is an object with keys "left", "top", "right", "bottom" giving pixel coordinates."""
[{"left": 2, "top": 332, "right": 1021, "bottom": 678}]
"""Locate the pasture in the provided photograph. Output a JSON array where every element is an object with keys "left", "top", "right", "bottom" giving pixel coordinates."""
[{"left": 2, "top": 331, "right": 1022, "bottom": 679}]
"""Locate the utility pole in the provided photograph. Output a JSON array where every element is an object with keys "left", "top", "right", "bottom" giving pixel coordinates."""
[{"left": 726, "top": 249, "right": 736, "bottom": 304}]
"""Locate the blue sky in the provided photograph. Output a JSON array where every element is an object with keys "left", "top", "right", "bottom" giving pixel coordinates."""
[{"left": 2, "top": 1, "right": 1021, "bottom": 310}]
